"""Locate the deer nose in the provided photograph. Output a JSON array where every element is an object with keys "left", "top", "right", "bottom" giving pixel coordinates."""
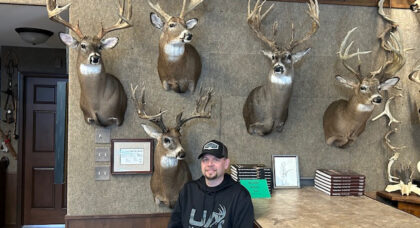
[
  {"left": 177, "top": 151, "right": 186, "bottom": 160},
  {"left": 185, "top": 33, "right": 193, "bottom": 41},
  {"left": 373, "top": 96, "right": 382, "bottom": 104},
  {"left": 90, "top": 55, "right": 100, "bottom": 64},
  {"left": 274, "top": 65, "right": 284, "bottom": 73}
]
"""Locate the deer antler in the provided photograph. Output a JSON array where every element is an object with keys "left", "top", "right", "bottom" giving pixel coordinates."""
[
  {"left": 378, "top": 0, "right": 397, "bottom": 25},
  {"left": 148, "top": 0, "right": 172, "bottom": 21},
  {"left": 180, "top": 0, "right": 204, "bottom": 19},
  {"left": 175, "top": 88, "right": 214, "bottom": 131},
  {"left": 338, "top": 27, "right": 372, "bottom": 81},
  {"left": 46, "top": 0, "right": 84, "bottom": 39},
  {"left": 384, "top": 128, "right": 406, "bottom": 153},
  {"left": 371, "top": 94, "right": 402, "bottom": 126},
  {"left": 96, "top": 0, "right": 132, "bottom": 40},
  {"left": 287, "top": 0, "right": 320, "bottom": 51},
  {"left": 131, "top": 84, "right": 168, "bottom": 133},
  {"left": 247, "top": 0, "right": 277, "bottom": 52}
]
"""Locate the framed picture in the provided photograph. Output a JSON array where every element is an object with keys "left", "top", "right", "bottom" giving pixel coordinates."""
[
  {"left": 111, "top": 139, "right": 154, "bottom": 174},
  {"left": 272, "top": 155, "right": 300, "bottom": 188}
]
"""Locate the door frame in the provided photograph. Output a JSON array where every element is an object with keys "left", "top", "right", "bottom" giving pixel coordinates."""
[{"left": 16, "top": 72, "right": 68, "bottom": 227}]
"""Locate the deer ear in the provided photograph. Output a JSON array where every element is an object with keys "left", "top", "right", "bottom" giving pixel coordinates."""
[
  {"left": 336, "top": 75, "right": 357, "bottom": 89},
  {"left": 186, "top": 18, "right": 198, "bottom": 30},
  {"left": 150, "top": 12, "right": 164, "bottom": 30},
  {"left": 379, "top": 77, "right": 399, "bottom": 91},
  {"left": 292, "top": 48, "right": 311, "bottom": 64},
  {"left": 141, "top": 124, "right": 162, "bottom": 139},
  {"left": 261, "top": 50, "right": 273, "bottom": 60},
  {"left": 101, "top": 37, "right": 119, "bottom": 49},
  {"left": 59, "top": 33, "right": 78, "bottom": 48}
]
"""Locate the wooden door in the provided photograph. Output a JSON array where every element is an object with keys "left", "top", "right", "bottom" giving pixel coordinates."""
[{"left": 23, "top": 76, "right": 67, "bottom": 224}]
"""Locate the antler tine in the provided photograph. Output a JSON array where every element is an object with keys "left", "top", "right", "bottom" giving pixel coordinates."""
[
  {"left": 180, "top": 0, "right": 204, "bottom": 19},
  {"left": 287, "top": 0, "right": 320, "bottom": 51},
  {"left": 175, "top": 87, "right": 214, "bottom": 131},
  {"left": 247, "top": 0, "right": 278, "bottom": 51},
  {"left": 378, "top": 0, "right": 397, "bottom": 26},
  {"left": 338, "top": 27, "right": 372, "bottom": 81},
  {"left": 409, "top": 61, "right": 420, "bottom": 84},
  {"left": 130, "top": 84, "right": 168, "bottom": 133},
  {"left": 384, "top": 128, "right": 406, "bottom": 153},
  {"left": 148, "top": 0, "right": 172, "bottom": 21},
  {"left": 371, "top": 94, "right": 402, "bottom": 126},
  {"left": 96, "top": 0, "right": 133, "bottom": 40},
  {"left": 46, "top": 0, "right": 84, "bottom": 39}
]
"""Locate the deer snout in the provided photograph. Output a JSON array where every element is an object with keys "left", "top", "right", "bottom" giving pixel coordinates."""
[
  {"left": 89, "top": 53, "right": 101, "bottom": 65},
  {"left": 411, "top": 4, "right": 419, "bottom": 12},
  {"left": 274, "top": 64, "right": 284, "bottom": 73},
  {"left": 372, "top": 96, "right": 382, "bottom": 104},
  {"left": 176, "top": 150, "right": 186, "bottom": 160},
  {"left": 181, "top": 31, "right": 193, "bottom": 43}
]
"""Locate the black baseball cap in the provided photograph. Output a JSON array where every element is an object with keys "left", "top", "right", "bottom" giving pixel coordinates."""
[{"left": 197, "top": 140, "right": 228, "bottom": 159}]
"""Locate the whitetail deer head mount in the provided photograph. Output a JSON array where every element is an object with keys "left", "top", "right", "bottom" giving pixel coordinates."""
[
  {"left": 131, "top": 84, "right": 213, "bottom": 208},
  {"left": 46, "top": 0, "right": 132, "bottom": 127},
  {"left": 323, "top": 1, "right": 403, "bottom": 148},
  {"left": 243, "top": 0, "right": 320, "bottom": 136},
  {"left": 148, "top": 0, "right": 204, "bottom": 93}
]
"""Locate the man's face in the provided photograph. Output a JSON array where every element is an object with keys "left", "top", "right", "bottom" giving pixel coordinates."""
[{"left": 201, "top": 154, "right": 229, "bottom": 181}]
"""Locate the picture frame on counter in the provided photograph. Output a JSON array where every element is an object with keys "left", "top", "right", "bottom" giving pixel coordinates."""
[
  {"left": 272, "top": 155, "right": 300, "bottom": 188},
  {"left": 111, "top": 139, "right": 154, "bottom": 174}
]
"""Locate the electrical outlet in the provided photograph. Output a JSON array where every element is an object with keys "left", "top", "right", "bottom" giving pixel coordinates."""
[
  {"left": 95, "top": 128, "right": 111, "bottom": 144},
  {"left": 95, "top": 147, "right": 110, "bottom": 162},
  {"left": 95, "top": 166, "right": 110, "bottom": 181}
]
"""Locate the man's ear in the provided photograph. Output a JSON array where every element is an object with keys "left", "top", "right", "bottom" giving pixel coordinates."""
[{"left": 224, "top": 158, "right": 230, "bottom": 170}]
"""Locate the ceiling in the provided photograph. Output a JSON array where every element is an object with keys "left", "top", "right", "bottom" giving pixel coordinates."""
[{"left": 0, "top": 3, "right": 68, "bottom": 53}]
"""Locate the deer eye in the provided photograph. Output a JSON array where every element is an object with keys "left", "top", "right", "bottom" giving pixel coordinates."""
[
  {"left": 360, "top": 86, "right": 367, "bottom": 91},
  {"left": 80, "top": 44, "right": 86, "bottom": 49},
  {"left": 163, "top": 137, "right": 170, "bottom": 144},
  {"left": 287, "top": 54, "right": 292, "bottom": 60},
  {"left": 169, "top": 23, "right": 176, "bottom": 28}
]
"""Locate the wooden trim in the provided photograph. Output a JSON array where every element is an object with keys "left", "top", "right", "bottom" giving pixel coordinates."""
[
  {"left": 65, "top": 213, "right": 172, "bottom": 228},
  {"left": 268, "top": 0, "right": 411, "bottom": 9},
  {"left": 16, "top": 72, "right": 68, "bottom": 227}
]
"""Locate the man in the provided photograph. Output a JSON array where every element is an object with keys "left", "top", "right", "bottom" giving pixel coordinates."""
[{"left": 168, "top": 140, "right": 254, "bottom": 228}]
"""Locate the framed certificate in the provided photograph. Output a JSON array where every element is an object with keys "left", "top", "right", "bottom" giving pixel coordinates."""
[{"left": 111, "top": 139, "right": 153, "bottom": 174}]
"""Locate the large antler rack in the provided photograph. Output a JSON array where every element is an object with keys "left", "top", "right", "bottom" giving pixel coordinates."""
[
  {"left": 46, "top": 0, "right": 84, "bottom": 39},
  {"left": 175, "top": 88, "right": 214, "bottom": 131},
  {"left": 337, "top": 27, "right": 372, "bottom": 81},
  {"left": 409, "top": 61, "right": 420, "bottom": 84},
  {"left": 372, "top": 0, "right": 405, "bottom": 79},
  {"left": 287, "top": 0, "right": 320, "bottom": 51},
  {"left": 384, "top": 128, "right": 406, "bottom": 153},
  {"left": 384, "top": 128, "right": 406, "bottom": 184},
  {"left": 96, "top": 0, "right": 133, "bottom": 40},
  {"left": 247, "top": 0, "right": 278, "bottom": 52},
  {"left": 180, "top": 0, "right": 204, "bottom": 19},
  {"left": 131, "top": 84, "right": 168, "bottom": 133}
]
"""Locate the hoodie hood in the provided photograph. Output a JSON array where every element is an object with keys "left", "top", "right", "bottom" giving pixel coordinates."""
[{"left": 196, "top": 174, "right": 236, "bottom": 194}]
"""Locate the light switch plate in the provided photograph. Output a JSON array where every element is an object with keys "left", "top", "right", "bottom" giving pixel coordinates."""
[
  {"left": 95, "top": 166, "right": 110, "bottom": 181},
  {"left": 95, "top": 128, "right": 111, "bottom": 144},
  {"left": 95, "top": 147, "right": 111, "bottom": 162}
]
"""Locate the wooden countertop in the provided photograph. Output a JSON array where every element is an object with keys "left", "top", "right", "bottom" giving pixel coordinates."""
[{"left": 252, "top": 187, "right": 419, "bottom": 227}]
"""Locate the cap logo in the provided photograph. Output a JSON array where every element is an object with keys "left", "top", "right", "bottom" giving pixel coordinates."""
[{"left": 204, "top": 142, "right": 219, "bottom": 150}]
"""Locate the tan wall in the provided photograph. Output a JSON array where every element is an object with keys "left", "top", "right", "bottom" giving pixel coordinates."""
[{"left": 2, "top": 0, "right": 420, "bottom": 217}]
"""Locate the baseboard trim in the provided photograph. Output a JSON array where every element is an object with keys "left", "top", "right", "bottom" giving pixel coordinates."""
[{"left": 65, "top": 213, "right": 171, "bottom": 228}]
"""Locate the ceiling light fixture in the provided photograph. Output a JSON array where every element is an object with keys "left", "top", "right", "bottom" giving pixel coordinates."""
[{"left": 15, "top": 27, "right": 53, "bottom": 45}]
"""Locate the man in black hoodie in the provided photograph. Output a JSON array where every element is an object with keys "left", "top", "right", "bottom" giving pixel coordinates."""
[{"left": 168, "top": 140, "right": 255, "bottom": 228}]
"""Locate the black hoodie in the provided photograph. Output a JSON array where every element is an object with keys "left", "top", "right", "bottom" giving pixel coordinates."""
[{"left": 168, "top": 174, "right": 254, "bottom": 228}]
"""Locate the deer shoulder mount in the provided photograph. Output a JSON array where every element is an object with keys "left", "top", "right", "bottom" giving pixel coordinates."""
[
  {"left": 46, "top": 0, "right": 132, "bottom": 127},
  {"left": 131, "top": 84, "right": 213, "bottom": 208},
  {"left": 243, "top": 0, "right": 320, "bottom": 136},
  {"left": 148, "top": 0, "right": 204, "bottom": 93}
]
